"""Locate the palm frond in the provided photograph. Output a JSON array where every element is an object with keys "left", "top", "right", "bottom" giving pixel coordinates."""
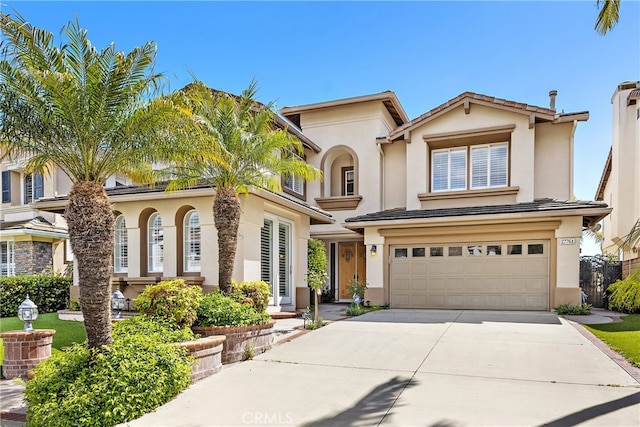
[
  {"left": 595, "top": 0, "right": 620, "bottom": 35},
  {"left": 620, "top": 218, "right": 640, "bottom": 251}
]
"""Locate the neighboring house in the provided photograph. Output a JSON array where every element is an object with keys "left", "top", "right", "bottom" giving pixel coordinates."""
[
  {"left": 0, "top": 158, "right": 69, "bottom": 276},
  {"left": 27, "top": 87, "right": 609, "bottom": 312},
  {"left": 595, "top": 81, "right": 640, "bottom": 276},
  {"left": 282, "top": 90, "right": 610, "bottom": 310}
]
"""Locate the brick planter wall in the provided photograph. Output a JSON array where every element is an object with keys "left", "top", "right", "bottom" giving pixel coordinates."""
[
  {"left": 177, "top": 336, "right": 225, "bottom": 382},
  {"left": 0, "top": 329, "right": 55, "bottom": 379},
  {"left": 192, "top": 320, "right": 275, "bottom": 364}
]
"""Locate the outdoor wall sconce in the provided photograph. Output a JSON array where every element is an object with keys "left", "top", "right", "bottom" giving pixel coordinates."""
[
  {"left": 370, "top": 245, "right": 377, "bottom": 256},
  {"left": 18, "top": 295, "right": 39, "bottom": 332},
  {"left": 111, "top": 290, "right": 126, "bottom": 318}
]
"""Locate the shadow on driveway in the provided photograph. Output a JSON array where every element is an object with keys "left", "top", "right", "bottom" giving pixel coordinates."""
[
  {"left": 301, "top": 375, "right": 415, "bottom": 427},
  {"left": 348, "top": 309, "right": 563, "bottom": 325},
  {"left": 539, "top": 391, "right": 640, "bottom": 427}
]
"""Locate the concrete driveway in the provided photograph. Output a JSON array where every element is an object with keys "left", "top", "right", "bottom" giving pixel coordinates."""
[{"left": 125, "top": 310, "right": 640, "bottom": 427}]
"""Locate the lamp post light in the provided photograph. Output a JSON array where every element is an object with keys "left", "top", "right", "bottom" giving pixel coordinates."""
[
  {"left": 111, "top": 290, "right": 125, "bottom": 319},
  {"left": 17, "top": 295, "right": 39, "bottom": 332}
]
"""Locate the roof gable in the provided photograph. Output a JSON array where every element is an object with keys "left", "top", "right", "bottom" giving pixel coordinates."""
[{"left": 389, "top": 91, "right": 587, "bottom": 140}]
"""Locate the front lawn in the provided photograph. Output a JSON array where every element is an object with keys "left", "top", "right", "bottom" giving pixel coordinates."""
[
  {"left": 584, "top": 315, "right": 640, "bottom": 367},
  {"left": 0, "top": 312, "right": 87, "bottom": 362}
]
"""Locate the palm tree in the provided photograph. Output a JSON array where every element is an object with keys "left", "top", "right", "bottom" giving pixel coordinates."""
[
  {"left": 167, "top": 81, "right": 322, "bottom": 294},
  {"left": 620, "top": 218, "right": 640, "bottom": 252},
  {"left": 0, "top": 13, "right": 197, "bottom": 351},
  {"left": 595, "top": 0, "right": 621, "bottom": 35}
]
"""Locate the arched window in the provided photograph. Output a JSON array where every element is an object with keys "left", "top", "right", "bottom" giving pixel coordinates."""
[
  {"left": 114, "top": 215, "right": 128, "bottom": 273},
  {"left": 183, "top": 210, "right": 201, "bottom": 272},
  {"left": 148, "top": 212, "right": 163, "bottom": 273}
]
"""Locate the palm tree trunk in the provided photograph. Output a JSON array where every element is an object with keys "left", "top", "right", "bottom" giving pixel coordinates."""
[
  {"left": 66, "top": 181, "right": 114, "bottom": 351},
  {"left": 214, "top": 185, "right": 240, "bottom": 294}
]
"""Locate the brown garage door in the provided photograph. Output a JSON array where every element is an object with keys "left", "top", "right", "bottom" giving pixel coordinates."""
[{"left": 390, "top": 241, "right": 549, "bottom": 310}]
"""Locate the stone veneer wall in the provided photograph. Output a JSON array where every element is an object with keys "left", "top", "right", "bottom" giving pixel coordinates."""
[{"left": 14, "top": 241, "right": 53, "bottom": 275}]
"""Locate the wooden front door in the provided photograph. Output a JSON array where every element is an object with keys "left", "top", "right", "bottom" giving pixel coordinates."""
[{"left": 338, "top": 242, "right": 366, "bottom": 300}]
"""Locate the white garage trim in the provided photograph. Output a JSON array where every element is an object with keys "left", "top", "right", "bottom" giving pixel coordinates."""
[{"left": 390, "top": 241, "right": 549, "bottom": 310}]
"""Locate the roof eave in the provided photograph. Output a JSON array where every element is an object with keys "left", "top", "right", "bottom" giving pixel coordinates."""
[
  {"left": 595, "top": 147, "right": 613, "bottom": 201},
  {"left": 343, "top": 206, "right": 612, "bottom": 230}
]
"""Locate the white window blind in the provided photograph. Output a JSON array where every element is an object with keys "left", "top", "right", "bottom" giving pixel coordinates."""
[
  {"left": 148, "top": 213, "right": 163, "bottom": 273},
  {"left": 432, "top": 148, "right": 467, "bottom": 191},
  {"left": 114, "top": 215, "right": 128, "bottom": 273},
  {"left": 184, "top": 210, "right": 201, "bottom": 272},
  {"left": 471, "top": 143, "right": 508, "bottom": 189}
]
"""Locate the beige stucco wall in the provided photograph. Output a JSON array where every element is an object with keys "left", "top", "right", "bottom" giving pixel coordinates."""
[
  {"left": 106, "top": 191, "right": 311, "bottom": 311},
  {"left": 301, "top": 101, "right": 398, "bottom": 237},
  {"left": 534, "top": 122, "right": 574, "bottom": 200},
  {"left": 602, "top": 83, "right": 640, "bottom": 261},
  {"left": 382, "top": 141, "right": 406, "bottom": 210}
]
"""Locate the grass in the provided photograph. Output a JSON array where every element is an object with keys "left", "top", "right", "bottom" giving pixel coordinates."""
[
  {"left": 584, "top": 314, "right": 640, "bottom": 367},
  {"left": 0, "top": 312, "right": 87, "bottom": 361}
]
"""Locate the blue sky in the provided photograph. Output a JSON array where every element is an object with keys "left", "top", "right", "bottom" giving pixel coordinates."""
[{"left": 2, "top": 1, "right": 639, "bottom": 252}]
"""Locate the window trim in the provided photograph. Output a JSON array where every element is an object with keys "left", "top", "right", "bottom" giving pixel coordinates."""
[
  {"left": 342, "top": 166, "right": 355, "bottom": 196},
  {"left": 147, "top": 212, "right": 163, "bottom": 274},
  {"left": 183, "top": 210, "right": 201, "bottom": 273},
  {"left": 2, "top": 171, "right": 11, "bottom": 203},
  {"left": 430, "top": 142, "right": 509, "bottom": 193},
  {"left": 114, "top": 215, "right": 128, "bottom": 274}
]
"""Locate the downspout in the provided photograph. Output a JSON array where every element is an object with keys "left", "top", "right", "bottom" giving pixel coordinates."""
[{"left": 377, "top": 140, "right": 385, "bottom": 211}]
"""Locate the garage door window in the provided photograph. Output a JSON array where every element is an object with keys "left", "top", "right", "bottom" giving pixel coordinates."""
[
  {"left": 448, "top": 246, "right": 462, "bottom": 256},
  {"left": 507, "top": 244, "right": 522, "bottom": 255},
  {"left": 528, "top": 244, "right": 544, "bottom": 255},
  {"left": 412, "top": 247, "right": 426, "bottom": 257},
  {"left": 487, "top": 245, "right": 502, "bottom": 255},
  {"left": 395, "top": 248, "right": 408, "bottom": 258},
  {"left": 429, "top": 247, "right": 443, "bottom": 257},
  {"left": 467, "top": 245, "right": 482, "bottom": 256}
]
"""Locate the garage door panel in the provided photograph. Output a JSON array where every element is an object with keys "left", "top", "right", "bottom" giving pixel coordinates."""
[{"left": 390, "top": 241, "right": 549, "bottom": 311}]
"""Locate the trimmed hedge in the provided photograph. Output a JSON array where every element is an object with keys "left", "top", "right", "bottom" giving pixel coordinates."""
[
  {"left": 25, "top": 316, "right": 193, "bottom": 427},
  {"left": 194, "top": 291, "right": 271, "bottom": 327},
  {"left": 0, "top": 275, "right": 71, "bottom": 317},
  {"left": 134, "top": 279, "right": 203, "bottom": 328},
  {"left": 607, "top": 268, "right": 640, "bottom": 314}
]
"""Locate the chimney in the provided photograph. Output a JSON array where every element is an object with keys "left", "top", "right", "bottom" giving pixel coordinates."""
[{"left": 549, "top": 90, "right": 557, "bottom": 110}]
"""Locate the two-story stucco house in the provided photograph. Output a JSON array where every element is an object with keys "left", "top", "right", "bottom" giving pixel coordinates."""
[
  {"left": 23, "top": 86, "right": 609, "bottom": 312},
  {"left": 595, "top": 81, "right": 640, "bottom": 276},
  {"left": 1, "top": 158, "right": 70, "bottom": 276},
  {"left": 283, "top": 90, "right": 611, "bottom": 310}
]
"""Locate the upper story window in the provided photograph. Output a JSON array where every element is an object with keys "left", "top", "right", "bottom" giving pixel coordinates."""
[
  {"left": 432, "top": 148, "right": 467, "bottom": 192},
  {"left": 1, "top": 171, "right": 11, "bottom": 203},
  {"left": 432, "top": 143, "right": 508, "bottom": 192},
  {"left": 0, "top": 241, "right": 15, "bottom": 277},
  {"left": 343, "top": 167, "right": 355, "bottom": 196},
  {"left": 24, "top": 172, "right": 44, "bottom": 203},
  {"left": 471, "top": 143, "right": 508, "bottom": 189},
  {"left": 114, "top": 215, "right": 128, "bottom": 273},
  {"left": 148, "top": 212, "right": 163, "bottom": 273},
  {"left": 183, "top": 210, "right": 201, "bottom": 272},
  {"left": 282, "top": 153, "right": 305, "bottom": 198}
]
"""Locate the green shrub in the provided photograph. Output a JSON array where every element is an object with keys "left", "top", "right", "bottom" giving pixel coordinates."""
[
  {"left": 307, "top": 239, "right": 328, "bottom": 292},
  {"left": 0, "top": 274, "right": 71, "bottom": 317},
  {"left": 555, "top": 303, "right": 592, "bottom": 315},
  {"left": 346, "top": 303, "right": 366, "bottom": 316},
  {"left": 194, "top": 291, "right": 271, "bottom": 327},
  {"left": 113, "top": 315, "right": 195, "bottom": 343},
  {"left": 134, "top": 279, "right": 203, "bottom": 328},
  {"left": 230, "top": 280, "right": 270, "bottom": 313},
  {"left": 25, "top": 318, "right": 192, "bottom": 427},
  {"left": 607, "top": 268, "right": 640, "bottom": 314},
  {"left": 348, "top": 279, "right": 367, "bottom": 301}
]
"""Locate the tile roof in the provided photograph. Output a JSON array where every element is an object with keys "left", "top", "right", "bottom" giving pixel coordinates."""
[
  {"left": 389, "top": 91, "right": 585, "bottom": 139},
  {"left": 0, "top": 216, "right": 66, "bottom": 233},
  {"left": 345, "top": 199, "right": 609, "bottom": 223}
]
